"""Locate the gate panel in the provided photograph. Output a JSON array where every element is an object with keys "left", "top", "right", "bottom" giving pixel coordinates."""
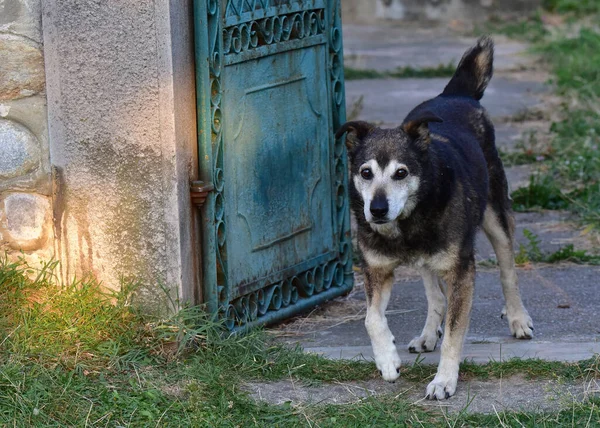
[{"left": 194, "top": 0, "right": 352, "bottom": 330}]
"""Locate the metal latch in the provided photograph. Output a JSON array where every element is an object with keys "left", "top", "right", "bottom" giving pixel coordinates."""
[{"left": 190, "top": 180, "right": 214, "bottom": 208}]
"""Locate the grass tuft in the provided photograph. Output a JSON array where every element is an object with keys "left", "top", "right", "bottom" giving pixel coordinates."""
[
  {"left": 344, "top": 62, "right": 456, "bottom": 80},
  {"left": 0, "top": 255, "right": 146, "bottom": 370}
]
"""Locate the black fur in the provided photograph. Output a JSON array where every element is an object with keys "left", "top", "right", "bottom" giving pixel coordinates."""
[
  {"left": 338, "top": 37, "right": 534, "bottom": 398},
  {"left": 443, "top": 35, "right": 494, "bottom": 101},
  {"left": 341, "top": 35, "right": 509, "bottom": 276}
]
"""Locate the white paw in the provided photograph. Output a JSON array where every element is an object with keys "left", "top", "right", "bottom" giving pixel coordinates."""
[
  {"left": 374, "top": 347, "right": 402, "bottom": 382},
  {"left": 502, "top": 306, "right": 534, "bottom": 339},
  {"left": 425, "top": 373, "right": 458, "bottom": 400},
  {"left": 408, "top": 326, "right": 442, "bottom": 353}
]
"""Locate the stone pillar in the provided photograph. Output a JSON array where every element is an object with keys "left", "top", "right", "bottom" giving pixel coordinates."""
[
  {"left": 41, "top": 0, "right": 200, "bottom": 312},
  {"left": 0, "top": 0, "right": 53, "bottom": 263}
]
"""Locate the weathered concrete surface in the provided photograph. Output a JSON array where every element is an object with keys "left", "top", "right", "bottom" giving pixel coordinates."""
[
  {"left": 342, "top": 0, "right": 542, "bottom": 25},
  {"left": 345, "top": 77, "right": 547, "bottom": 128},
  {"left": 245, "top": 375, "right": 596, "bottom": 414},
  {"left": 306, "top": 341, "right": 600, "bottom": 364},
  {"left": 276, "top": 261, "right": 600, "bottom": 347},
  {"left": 342, "top": 24, "right": 551, "bottom": 156},
  {"left": 42, "top": 1, "right": 200, "bottom": 309},
  {"left": 343, "top": 26, "right": 537, "bottom": 73}
]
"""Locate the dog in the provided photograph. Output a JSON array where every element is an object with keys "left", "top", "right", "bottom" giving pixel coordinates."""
[{"left": 336, "top": 36, "right": 534, "bottom": 400}]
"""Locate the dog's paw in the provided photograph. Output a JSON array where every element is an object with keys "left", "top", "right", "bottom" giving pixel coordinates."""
[
  {"left": 502, "top": 306, "right": 534, "bottom": 339},
  {"left": 408, "top": 326, "right": 442, "bottom": 353},
  {"left": 374, "top": 348, "right": 402, "bottom": 382},
  {"left": 425, "top": 374, "right": 458, "bottom": 400}
]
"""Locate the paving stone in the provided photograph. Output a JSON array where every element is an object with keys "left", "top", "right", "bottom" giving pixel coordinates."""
[
  {"left": 342, "top": 25, "right": 536, "bottom": 73},
  {"left": 345, "top": 76, "right": 546, "bottom": 128},
  {"left": 275, "top": 263, "right": 600, "bottom": 349},
  {"left": 305, "top": 341, "right": 600, "bottom": 365}
]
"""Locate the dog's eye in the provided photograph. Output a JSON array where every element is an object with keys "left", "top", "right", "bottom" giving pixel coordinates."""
[
  {"left": 394, "top": 168, "right": 408, "bottom": 180},
  {"left": 360, "top": 168, "right": 373, "bottom": 180}
]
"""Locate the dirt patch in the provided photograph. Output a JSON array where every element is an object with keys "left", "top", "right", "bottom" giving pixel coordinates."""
[{"left": 244, "top": 375, "right": 599, "bottom": 414}]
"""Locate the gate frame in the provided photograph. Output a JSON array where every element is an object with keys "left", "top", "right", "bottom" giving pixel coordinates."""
[{"left": 193, "top": 0, "right": 353, "bottom": 330}]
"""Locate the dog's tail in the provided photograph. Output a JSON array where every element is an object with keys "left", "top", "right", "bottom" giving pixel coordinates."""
[{"left": 442, "top": 36, "right": 494, "bottom": 101}]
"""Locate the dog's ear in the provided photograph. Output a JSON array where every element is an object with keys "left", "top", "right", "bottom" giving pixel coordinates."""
[
  {"left": 402, "top": 111, "right": 443, "bottom": 149},
  {"left": 335, "top": 121, "right": 373, "bottom": 153}
]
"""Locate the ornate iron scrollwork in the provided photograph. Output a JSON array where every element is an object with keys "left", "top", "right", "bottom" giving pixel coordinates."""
[{"left": 199, "top": 0, "right": 352, "bottom": 330}]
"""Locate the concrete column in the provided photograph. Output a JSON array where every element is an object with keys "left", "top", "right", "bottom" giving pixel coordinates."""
[{"left": 42, "top": 0, "right": 200, "bottom": 312}]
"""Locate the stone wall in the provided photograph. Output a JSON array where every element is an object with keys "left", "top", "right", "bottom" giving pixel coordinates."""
[
  {"left": 0, "top": 0, "right": 53, "bottom": 263},
  {"left": 1, "top": 0, "right": 200, "bottom": 314}
]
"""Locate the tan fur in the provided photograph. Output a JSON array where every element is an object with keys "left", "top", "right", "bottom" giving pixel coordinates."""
[
  {"left": 364, "top": 265, "right": 402, "bottom": 381},
  {"left": 482, "top": 207, "right": 533, "bottom": 339},
  {"left": 430, "top": 133, "right": 450, "bottom": 143}
]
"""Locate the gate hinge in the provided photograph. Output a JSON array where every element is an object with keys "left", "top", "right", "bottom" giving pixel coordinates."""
[{"left": 190, "top": 180, "right": 214, "bottom": 208}]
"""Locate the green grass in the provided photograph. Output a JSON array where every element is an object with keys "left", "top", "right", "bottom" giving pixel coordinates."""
[
  {"left": 499, "top": 130, "right": 555, "bottom": 167},
  {"left": 543, "top": 0, "right": 600, "bottom": 15},
  {"left": 518, "top": 29, "right": 600, "bottom": 227},
  {"left": 487, "top": 12, "right": 600, "bottom": 228},
  {"left": 478, "top": 12, "right": 549, "bottom": 43},
  {"left": 2, "top": 256, "right": 600, "bottom": 426},
  {"left": 512, "top": 229, "right": 600, "bottom": 265},
  {"left": 344, "top": 62, "right": 456, "bottom": 80}
]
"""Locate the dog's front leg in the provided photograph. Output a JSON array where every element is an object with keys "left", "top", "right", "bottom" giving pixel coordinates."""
[
  {"left": 409, "top": 268, "right": 446, "bottom": 353},
  {"left": 426, "top": 259, "right": 475, "bottom": 399},
  {"left": 364, "top": 265, "right": 401, "bottom": 382}
]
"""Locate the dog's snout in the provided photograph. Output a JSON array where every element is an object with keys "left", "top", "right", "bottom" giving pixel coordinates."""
[{"left": 370, "top": 193, "right": 389, "bottom": 219}]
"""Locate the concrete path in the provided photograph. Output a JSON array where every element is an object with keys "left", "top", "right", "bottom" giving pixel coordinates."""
[
  {"left": 245, "top": 376, "right": 599, "bottom": 414},
  {"left": 264, "top": 23, "right": 600, "bottom": 414}
]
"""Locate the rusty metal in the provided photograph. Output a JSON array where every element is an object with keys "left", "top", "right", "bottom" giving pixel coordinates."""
[{"left": 190, "top": 180, "right": 214, "bottom": 208}]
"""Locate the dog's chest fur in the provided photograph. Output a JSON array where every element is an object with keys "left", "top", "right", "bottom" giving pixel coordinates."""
[{"left": 357, "top": 204, "right": 463, "bottom": 268}]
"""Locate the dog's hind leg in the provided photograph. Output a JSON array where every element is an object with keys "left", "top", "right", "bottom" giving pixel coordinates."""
[
  {"left": 408, "top": 268, "right": 446, "bottom": 353},
  {"left": 363, "top": 264, "right": 401, "bottom": 382},
  {"left": 426, "top": 258, "right": 475, "bottom": 400},
  {"left": 483, "top": 206, "right": 534, "bottom": 339}
]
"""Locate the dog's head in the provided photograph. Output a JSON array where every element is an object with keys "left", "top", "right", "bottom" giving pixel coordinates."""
[{"left": 336, "top": 111, "right": 442, "bottom": 225}]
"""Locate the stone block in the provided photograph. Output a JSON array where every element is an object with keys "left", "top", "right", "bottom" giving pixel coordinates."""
[
  {"left": 0, "top": 192, "right": 51, "bottom": 251},
  {"left": 0, "top": 118, "right": 41, "bottom": 179},
  {"left": 0, "top": 34, "right": 45, "bottom": 101},
  {"left": 0, "top": 0, "right": 42, "bottom": 42}
]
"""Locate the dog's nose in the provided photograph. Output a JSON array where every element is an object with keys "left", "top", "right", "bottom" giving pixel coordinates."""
[{"left": 370, "top": 195, "right": 389, "bottom": 219}]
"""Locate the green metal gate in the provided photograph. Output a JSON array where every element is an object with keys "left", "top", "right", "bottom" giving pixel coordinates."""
[{"left": 194, "top": 0, "right": 352, "bottom": 330}]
